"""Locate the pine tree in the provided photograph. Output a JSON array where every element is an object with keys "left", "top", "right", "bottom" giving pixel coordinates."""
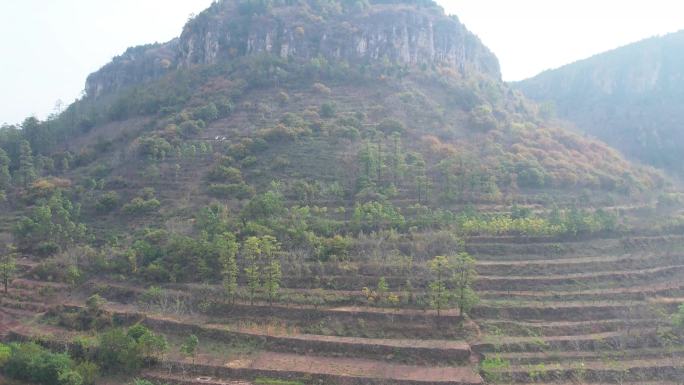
[
  {"left": 261, "top": 235, "right": 282, "bottom": 307},
  {"left": 389, "top": 132, "right": 405, "bottom": 187},
  {"left": 1, "top": 246, "right": 17, "bottom": 294},
  {"left": 0, "top": 148, "right": 10, "bottom": 190},
  {"left": 452, "top": 252, "right": 478, "bottom": 317},
  {"left": 376, "top": 276, "right": 389, "bottom": 303},
  {"left": 180, "top": 334, "right": 199, "bottom": 365},
  {"left": 243, "top": 236, "right": 261, "bottom": 305},
  {"left": 428, "top": 255, "right": 451, "bottom": 317},
  {"left": 218, "top": 233, "right": 239, "bottom": 304},
  {"left": 17, "top": 140, "right": 36, "bottom": 187}
]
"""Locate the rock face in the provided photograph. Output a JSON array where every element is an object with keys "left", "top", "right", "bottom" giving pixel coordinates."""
[
  {"left": 85, "top": 0, "right": 500, "bottom": 97},
  {"left": 85, "top": 41, "right": 178, "bottom": 98},
  {"left": 516, "top": 30, "right": 684, "bottom": 175}
]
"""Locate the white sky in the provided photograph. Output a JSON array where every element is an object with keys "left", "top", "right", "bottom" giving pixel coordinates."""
[{"left": 1, "top": 0, "right": 682, "bottom": 125}]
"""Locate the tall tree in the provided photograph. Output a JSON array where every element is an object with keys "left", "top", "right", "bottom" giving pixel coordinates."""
[
  {"left": 1, "top": 245, "right": 17, "bottom": 294},
  {"left": 217, "top": 233, "right": 239, "bottom": 305},
  {"left": 261, "top": 235, "right": 282, "bottom": 307},
  {"left": 243, "top": 236, "right": 261, "bottom": 305},
  {"left": 452, "top": 252, "right": 478, "bottom": 317},
  {"left": 16, "top": 140, "right": 36, "bottom": 187},
  {"left": 428, "top": 255, "right": 451, "bottom": 317},
  {"left": 389, "top": 132, "right": 405, "bottom": 187},
  {"left": 0, "top": 148, "right": 10, "bottom": 190},
  {"left": 180, "top": 334, "right": 199, "bottom": 366}
]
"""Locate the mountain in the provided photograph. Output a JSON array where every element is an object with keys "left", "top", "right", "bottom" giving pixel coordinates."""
[
  {"left": 0, "top": 0, "right": 666, "bottom": 258},
  {"left": 86, "top": 0, "right": 501, "bottom": 98},
  {"left": 2, "top": 0, "right": 660, "bottom": 213},
  {"left": 516, "top": 30, "right": 684, "bottom": 176},
  {"left": 2, "top": 3, "right": 684, "bottom": 385}
]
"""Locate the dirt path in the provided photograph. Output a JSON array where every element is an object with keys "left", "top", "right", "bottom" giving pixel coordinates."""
[
  {"left": 240, "top": 351, "right": 483, "bottom": 384},
  {"left": 144, "top": 372, "right": 251, "bottom": 385},
  {"left": 207, "top": 322, "right": 471, "bottom": 351},
  {"left": 479, "top": 264, "right": 684, "bottom": 281},
  {"left": 480, "top": 279, "right": 684, "bottom": 297}
]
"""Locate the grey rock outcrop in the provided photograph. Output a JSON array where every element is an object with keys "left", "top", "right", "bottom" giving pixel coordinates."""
[{"left": 86, "top": 1, "right": 500, "bottom": 97}]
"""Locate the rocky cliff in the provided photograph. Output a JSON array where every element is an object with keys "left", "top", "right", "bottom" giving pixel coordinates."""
[{"left": 86, "top": 0, "right": 500, "bottom": 97}]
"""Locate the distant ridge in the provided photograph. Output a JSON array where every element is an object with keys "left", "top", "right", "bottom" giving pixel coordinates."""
[{"left": 516, "top": 30, "right": 684, "bottom": 176}]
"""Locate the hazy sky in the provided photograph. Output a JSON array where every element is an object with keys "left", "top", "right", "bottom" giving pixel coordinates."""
[{"left": 1, "top": 0, "right": 682, "bottom": 125}]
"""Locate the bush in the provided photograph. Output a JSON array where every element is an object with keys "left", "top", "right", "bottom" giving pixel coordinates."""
[
  {"left": 319, "top": 235, "right": 352, "bottom": 261},
  {"left": 137, "top": 137, "right": 172, "bottom": 161},
  {"left": 3, "top": 342, "right": 75, "bottom": 385},
  {"left": 96, "top": 329, "right": 140, "bottom": 373},
  {"left": 377, "top": 118, "right": 406, "bottom": 134},
  {"left": 207, "top": 165, "right": 243, "bottom": 183},
  {"left": 75, "top": 361, "right": 99, "bottom": 385},
  {"left": 96, "top": 191, "right": 120, "bottom": 213},
  {"left": 320, "top": 102, "right": 337, "bottom": 118},
  {"left": 673, "top": 303, "right": 684, "bottom": 330},
  {"left": 207, "top": 183, "right": 255, "bottom": 199},
  {"left": 312, "top": 83, "right": 331, "bottom": 95},
  {"left": 179, "top": 120, "right": 205, "bottom": 136},
  {"left": 193, "top": 103, "right": 219, "bottom": 122},
  {"left": 0, "top": 343, "right": 10, "bottom": 366},
  {"left": 122, "top": 198, "right": 161, "bottom": 215},
  {"left": 480, "top": 355, "right": 511, "bottom": 383},
  {"left": 470, "top": 104, "right": 498, "bottom": 131}
]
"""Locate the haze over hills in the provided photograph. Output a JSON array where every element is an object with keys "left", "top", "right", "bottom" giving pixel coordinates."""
[
  {"left": 516, "top": 30, "right": 684, "bottom": 176},
  {"left": 0, "top": 1, "right": 683, "bottom": 385}
]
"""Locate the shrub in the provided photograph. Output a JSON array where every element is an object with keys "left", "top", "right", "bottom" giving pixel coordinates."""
[
  {"left": 312, "top": 82, "right": 331, "bottom": 95},
  {"left": 207, "top": 165, "right": 243, "bottom": 183},
  {"left": 179, "top": 120, "right": 205, "bottom": 136},
  {"left": 318, "top": 235, "right": 352, "bottom": 261},
  {"left": 207, "top": 183, "right": 255, "bottom": 199},
  {"left": 96, "top": 192, "right": 120, "bottom": 213},
  {"left": 96, "top": 329, "right": 140, "bottom": 373},
  {"left": 3, "top": 342, "right": 75, "bottom": 385},
  {"left": 673, "top": 303, "right": 684, "bottom": 330},
  {"left": 122, "top": 198, "right": 161, "bottom": 215},
  {"left": 320, "top": 102, "right": 337, "bottom": 118},
  {"left": 193, "top": 103, "right": 219, "bottom": 122},
  {"left": 480, "top": 355, "right": 511, "bottom": 383},
  {"left": 137, "top": 137, "right": 172, "bottom": 161},
  {"left": 470, "top": 104, "right": 498, "bottom": 131},
  {"left": 377, "top": 118, "right": 406, "bottom": 134},
  {"left": 259, "top": 124, "right": 311, "bottom": 142},
  {"left": 0, "top": 343, "right": 10, "bottom": 366}
]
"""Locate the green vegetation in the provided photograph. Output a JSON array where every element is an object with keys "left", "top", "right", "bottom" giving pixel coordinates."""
[
  {"left": 97, "top": 325, "right": 167, "bottom": 373},
  {"left": 0, "top": 246, "right": 17, "bottom": 293},
  {"left": 1, "top": 342, "right": 84, "bottom": 385},
  {"left": 673, "top": 303, "right": 684, "bottom": 330},
  {"left": 427, "top": 253, "right": 478, "bottom": 317},
  {"left": 254, "top": 378, "right": 305, "bottom": 385},
  {"left": 428, "top": 256, "right": 451, "bottom": 317},
  {"left": 180, "top": 334, "right": 199, "bottom": 365},
  {"left": 244, "top": 236, "right": 262, "bottom": 305},
  {"left": 0, "top": 1, "right": 679, "bottom": 384},
  {"left": 452, "top": 252, "right": 478, "bottom": 317},
  {"left": 0, "top": 329, "right": 162, "bottom": 385},
  {"left": 480, "top": 355, "right": 511, "bottom": 383},
  {"left": 219, "top": 232, "right": 239, "bottom": 304},
  {"left": 13, "top": 191, "right": 87, "bottom": 255}
]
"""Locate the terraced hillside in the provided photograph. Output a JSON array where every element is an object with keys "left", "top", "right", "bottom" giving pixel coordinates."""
[
  {"left": 2, "top": 218, "right": 684, "bottom": 384},
  {"left": 1, "top": 1, "right": 683, "bottom": 385}
]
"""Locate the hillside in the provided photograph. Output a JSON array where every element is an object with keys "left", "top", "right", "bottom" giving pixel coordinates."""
[
  {"left": 0, "top": 1, "right": 683, "bottom": 385},
  {"left": 516, "top": 30, "right": 684, "bottom": 176}
]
